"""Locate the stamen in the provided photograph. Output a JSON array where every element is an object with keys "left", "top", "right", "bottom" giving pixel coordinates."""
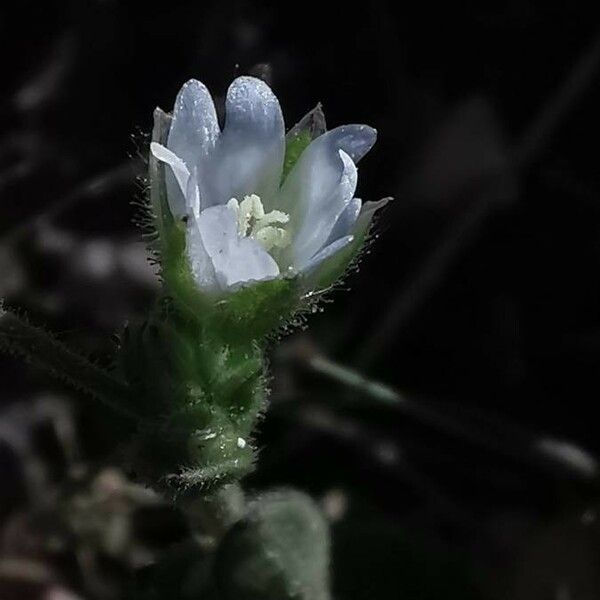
[
  {"left": 228, "top": 194, "right": 291, "bottom": 253},
  {"left": 254, "top": 226, "right": 290, "bottom": 250}
]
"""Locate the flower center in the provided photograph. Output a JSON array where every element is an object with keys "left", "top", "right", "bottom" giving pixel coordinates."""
[{"left": 227, "top": 194, "right": 290, "bottom": 253}]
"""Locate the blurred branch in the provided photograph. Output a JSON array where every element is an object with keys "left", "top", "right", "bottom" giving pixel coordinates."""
[
  {"left": 513, "top": 31, "right": 600, "bottom": 165},
  {"left": 292, "top": 402, "right": 477, "bottom": 528},
  {"left": 358, "top": 27, "right": 600, "bottom": 368},
  {"left": 308, "top": 353, "right": 402, "bottom": 406},
  {"left": 300, "top": 347, "right": 598, "bottom": 483},
  {"left": 0, "top": 160, "right": 142, "bottom": 247}
]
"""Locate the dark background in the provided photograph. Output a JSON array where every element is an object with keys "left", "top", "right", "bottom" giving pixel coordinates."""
[{"left": 2, "top": 1, "right": 600, "bottom": 598}]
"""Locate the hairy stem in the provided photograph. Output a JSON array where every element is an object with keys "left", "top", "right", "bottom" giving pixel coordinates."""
[{"left": 0, "top": 306, "right": 136, "bottom": 420}]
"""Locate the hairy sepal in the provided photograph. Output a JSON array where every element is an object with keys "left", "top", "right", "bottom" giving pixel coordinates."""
[{"left": 282, "top": 104, "right": 326, "bottom": 182}]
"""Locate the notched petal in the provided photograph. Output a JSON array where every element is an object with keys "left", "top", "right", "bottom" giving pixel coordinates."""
[
  {"left": 204, "top": 76, "right": 285, "bottom": 208},
  {"left": 168, "top": 79, "right": 220, "bottom": 166},
  {"left": 167, "top": 79, "right": 220, "bottom": 212},
  {"left": 225, "top": 76, "right": 284, "bottom": 136}
]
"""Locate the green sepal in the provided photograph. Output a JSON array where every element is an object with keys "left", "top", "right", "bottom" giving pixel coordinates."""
[
  {"left": 208, "top": 276, "right": 302, "bottom": 342},
  {"left": 282, "top": 103, "right": 326, "bottom": 181},
  {"left": 148, "top": 108, "right": 178, "bottom": 258},
  {"left": 160, "top": 265, "right": 302, "bottom": 346},
  {"left": 148, "top": 110, "right": 214, "bottom": 317}
]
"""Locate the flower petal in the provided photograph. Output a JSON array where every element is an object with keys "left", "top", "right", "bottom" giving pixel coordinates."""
[
  {"left": 288, "top": 149, "right": 358, "bottom": 269},
  {"left": 167, "top": 79, "right": 220, "bottom": 168},
  {"left": 195, "top": 205, "right": 279, "bottom": 289},
  {"left": 166, "top": 80, "right": 220, "bottom": 213},
  {"left": 300, "top": 235, "right": 354, "bottom": 273},
  {"left": 301, "top": 199, "right": 390, "bottom": 290},
  {"left": 278, "top": 123, "right": 375, "bottom": 248},
  {"left": 186, "top": 166, "right": 201, "bottom": 219},
  {"left": 326, "top": 197, "right": 362, "bottom": 245},
  {"left": 150, "top": 142, "right": 192, "bottom": 219},
  {"left": 187, "top": 216, "right": 218, "bottom": 291},
  {"left": 322, "top": 124, "right": 377, "bottom": 164},
  {"left": 204, "top": 76, "right": 285, "bottom": 207}
]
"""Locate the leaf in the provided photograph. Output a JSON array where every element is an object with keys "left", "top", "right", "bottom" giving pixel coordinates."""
[
  {"left": 215, "top": 490, "right": 331, "bottom": 600},
  {"left": 0, "top": 304, "right": 134, "bottom": 419}
]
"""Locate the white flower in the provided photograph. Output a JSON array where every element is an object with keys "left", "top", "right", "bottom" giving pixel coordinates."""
[{"left": 151, "top": 76, "right": 381, "bottom": 292}]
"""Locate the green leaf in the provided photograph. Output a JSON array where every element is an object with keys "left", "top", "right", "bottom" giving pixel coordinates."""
[{"left": 215, "top": 490, "right": 331, "bottom": 600}]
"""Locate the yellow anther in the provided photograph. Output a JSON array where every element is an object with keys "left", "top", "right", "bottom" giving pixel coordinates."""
[{"left": 228, "top": 194, "right": 291, "bottom": 253}]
